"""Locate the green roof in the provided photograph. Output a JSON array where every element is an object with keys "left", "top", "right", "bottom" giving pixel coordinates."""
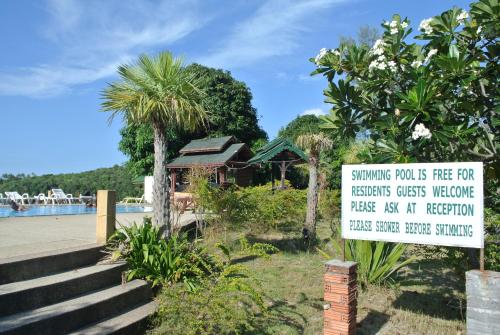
[
  {"left": 247, "top": 137, "right": 307, "bottom": 165},
  {"left": 132, "top": 176, "right": 145, "bottom": 184},
  {"left": 167, "top": 143, "right": 247, "bottom": 168},
  {"left": 179, "top": 136, "right": 235, "bottom": 154}
]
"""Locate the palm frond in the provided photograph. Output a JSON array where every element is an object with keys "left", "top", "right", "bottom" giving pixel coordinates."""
[{"left": 101, "top": 51, "right": 207, "bottom": 130}]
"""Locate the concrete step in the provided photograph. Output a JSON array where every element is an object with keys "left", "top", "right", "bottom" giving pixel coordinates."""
[
  {"left": 0, "top": 244, "right": 104, "bottom": 285},
  {"left": 69, "top": 301, "right": 157, "bottom": 335},
  {"left": 0, "top": 279, "right": 151, "bottom": 335},
  {"left": 0, "top": 262, "right": 127, "bottom": 316}
]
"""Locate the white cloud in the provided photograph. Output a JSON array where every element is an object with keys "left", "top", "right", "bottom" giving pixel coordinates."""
[
  {"left": 198, "top": 0, "right": 345, "bottom": 68},
  {"left": 0, "top": 0, "right": 212, "bottom": 98},
  {"left": 298, "top": 74, "right": 322, "bottom": 82},
  {"left": 301, "top": 108, "right": 327, "bottom": 116}
]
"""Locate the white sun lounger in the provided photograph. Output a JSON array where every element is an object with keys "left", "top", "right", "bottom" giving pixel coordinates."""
[
  {"left": 51, "top": 189, "right": 75, "bottom": 204},
  {"left": 34, "top": 193, "right": 50, "bottom": 205},
  {"left": 5, "top": 192, "right": 27, "bottom": 205},
  {"left": 21, "top": 193, "right": 35, "bottom": 204},
  {"left": 0, "top": 193, "right": 7, "bottom": 205},
  {"left": 121, "top": 195, "right": 145, "bottom": 204}
]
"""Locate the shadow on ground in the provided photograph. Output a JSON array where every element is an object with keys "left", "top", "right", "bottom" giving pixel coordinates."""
[
  {"left": 245, "top": 234, "right": 313, "bottom": 254},
  {"left": 357, "top": 310, "right": 390, "bottom": 335},
  {"left": 245, "top": 299, "right": 308, "bottom": 335},
  {"left": 392, "top": 290, "right": 465, "bottom": 321},
  {"left": 393, "top": 257, "right": 466, "bottom": 321}
]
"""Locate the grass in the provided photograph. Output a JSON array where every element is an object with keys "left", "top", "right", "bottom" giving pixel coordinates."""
[{"left": 199, "top": 220, "right": 466, "bottom": 335}]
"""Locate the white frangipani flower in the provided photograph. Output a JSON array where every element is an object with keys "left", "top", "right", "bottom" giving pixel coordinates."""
[
  {"left": 373, "top": 47, "right": 384, "bottom": 56},
  {"left": 373, "top": 39, "right": 385, "bottom": 49},
  {"left": 371, "top": 39, "right": 386, "bottom": 56},
  {"left": 419, "top": 18, "right": 433, "bottom": 34},
  {"left": 424, "top": 49, "right": 438, "bottom": 63},
  {"left": 457, "top": 10, "right": 469, "bottom": 23},
  {"left": 387, "top": 60, "right": 397, "bottom": 72},
  {"left": 411, "top": 60, "right": 423, "bottom": 68},
  {"left": 314, "top": 48, "right": 329, "bottom": 64},
  {"left": 401, "top": 21, "right": 408, "bottom": 29},
  {"left": 412, "top": 123, "right": 432, "bottom": 140},
  {"left": 388, "top": 20, "right": 399, "bottom": 34},
  {"left": 369, "top": 59, "right": 387, "bottom": 72}
]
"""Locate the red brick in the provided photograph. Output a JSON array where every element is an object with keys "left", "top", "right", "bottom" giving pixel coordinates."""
[
  {"left": 324, "top": 320, "right": 356, "bottom": 335},
  {"left": 324, "top": 291, "right": 357, "bottom": 304},
  {"left": 324, "top": 279, "right": 357, "bottom": 295},
  {"left": 324, "top": 273, "right": 356, "bottom": 285},
  {"left": 327, "top": 301, "right": 356, "bottom": 314},
  {"left": 324, "top": 309, "right": 356, "bottom": 323}
]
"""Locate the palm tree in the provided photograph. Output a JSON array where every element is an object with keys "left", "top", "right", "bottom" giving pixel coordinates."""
[
  {"left": 102, "top": 51, "right": 206, "bottom": 238},
  {"left": 296, "top": 133, "right": 333, "bottom": 240}
]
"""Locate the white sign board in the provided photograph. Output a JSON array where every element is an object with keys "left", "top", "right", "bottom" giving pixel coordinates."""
[{"left": 341, "top": 162, "right": 483, "bottom": 248}]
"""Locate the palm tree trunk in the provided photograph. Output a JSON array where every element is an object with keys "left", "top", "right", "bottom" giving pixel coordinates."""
[
  {"left": 152, "top": 122, "right": 170, "bottom": 238},
  {"left": 305, "top": 156, "right": 319, "bottom": 239}
]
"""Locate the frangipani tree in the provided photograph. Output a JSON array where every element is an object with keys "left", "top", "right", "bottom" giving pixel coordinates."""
[
  {"left": 311, "top": 0, "right": 498, "bottom": 203},
  {"left": 296, "top": 133, "right": 333, "bottom": 239},
  {"left": 102, "top": 51, "right": 207, "bottom": 237}
]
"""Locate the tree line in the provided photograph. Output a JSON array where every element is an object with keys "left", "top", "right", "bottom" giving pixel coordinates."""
[{"left": 0, "top": 165, "right": 141, "bottom": 200}]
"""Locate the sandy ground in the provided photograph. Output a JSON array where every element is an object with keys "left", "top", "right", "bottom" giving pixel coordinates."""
[{"left": 0, "top": 212, "right": 196, "bottom": 259}]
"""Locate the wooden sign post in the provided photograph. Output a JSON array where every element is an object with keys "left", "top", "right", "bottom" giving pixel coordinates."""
[{"left": 96, "top": 190, "right": 116, "bottom": 244}]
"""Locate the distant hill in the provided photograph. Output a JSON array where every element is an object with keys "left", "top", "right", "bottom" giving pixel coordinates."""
[{"left": 0, "top": 165, "right": 142, "bottom": 200}]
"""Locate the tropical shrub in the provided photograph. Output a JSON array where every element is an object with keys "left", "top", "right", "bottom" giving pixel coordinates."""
[
  {"left": 312, "top": 0, "right": 499, "bottom": 206},
  {"left": 319, "top": 238, "right": 415, "bottom": 288},
  {"left": 107, "top": 218, "right": 216, "bottom": 289},
  {"left": 189, "top": 181, "right": 307, "bottom": 233},
  {"left": 484, "top": 210, "right": 500, "bottom": 271},
  {"left": 318, "top": 189, "right": 341, "bottom": 230},
  {"left": 240, "top": 184, "right": 307, "bottom": 232},
  {"left": 150, "top": 262, "right": 265, "bottom": 335},
  {"left": 237, "top": 236, "right": 280, "bottom": 260},
  {"left": 424, "top": 209, "right": 500, "bottom": 273},
  {"left": 149, "top": 236, "right": 279, "bottom": 335}
]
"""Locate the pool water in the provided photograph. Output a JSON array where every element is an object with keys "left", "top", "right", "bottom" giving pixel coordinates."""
[{"left": 0, "top": 205, "right": 152, "bottom": 218}]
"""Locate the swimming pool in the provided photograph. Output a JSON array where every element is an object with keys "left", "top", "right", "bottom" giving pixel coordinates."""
[{"left": 0, "top": 205, "right": 152, "bottom": 218}]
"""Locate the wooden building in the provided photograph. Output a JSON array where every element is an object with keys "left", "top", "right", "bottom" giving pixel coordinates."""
[
  {"left": 166, "top": 136, "right": 254, "bottom": 192},
  {"left": 247, "top": 137, "right": 307, "bottom": 189}
]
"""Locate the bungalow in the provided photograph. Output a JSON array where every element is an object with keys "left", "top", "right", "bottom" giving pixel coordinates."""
[{"left": 166, "top": 136, "right": 254, "bottom": 191}]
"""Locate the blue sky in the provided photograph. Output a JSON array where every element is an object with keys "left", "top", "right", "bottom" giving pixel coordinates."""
[{"left": 0, "top": 0, "right": 470, "bottom": 175}]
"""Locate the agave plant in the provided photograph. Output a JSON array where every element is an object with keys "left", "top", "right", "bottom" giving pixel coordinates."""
[
  {"left": 346, "top": 239, "right": 414, "bottom": 287},
  {"left": 319, "top": 238, "right": 415, "bottom": 287}
]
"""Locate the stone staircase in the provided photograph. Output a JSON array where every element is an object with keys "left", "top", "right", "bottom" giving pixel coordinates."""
[{"left": 0, "top": 244, "right": 156, "bottom": 335}]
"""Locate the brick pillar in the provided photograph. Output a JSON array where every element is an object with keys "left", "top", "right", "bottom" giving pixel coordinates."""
[
  {"left": 96, "top": 190, "right": 116, "bottom": 244},
  {"left": 324, "top": 259, "right": 357, "bottom": 335}
]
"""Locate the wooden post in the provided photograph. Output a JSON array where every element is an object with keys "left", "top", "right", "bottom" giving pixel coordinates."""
[
  {"left": 170, "top": 169, "right": 177, "bottom": 194},
  {"left": 324, "top": 259, "right": 357, "bottom": 335},
  {"left": 280, "top": 161, "right": 286, "bottom": 189},
  {"left": 480, "top": 247, "right": 484, "bottom": 271},
  {"left": 218, "top": 168, "right": 226, "bottom": 184},
  {"left": 96, "top": 190, "right": 116, "bottom": 244}
]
